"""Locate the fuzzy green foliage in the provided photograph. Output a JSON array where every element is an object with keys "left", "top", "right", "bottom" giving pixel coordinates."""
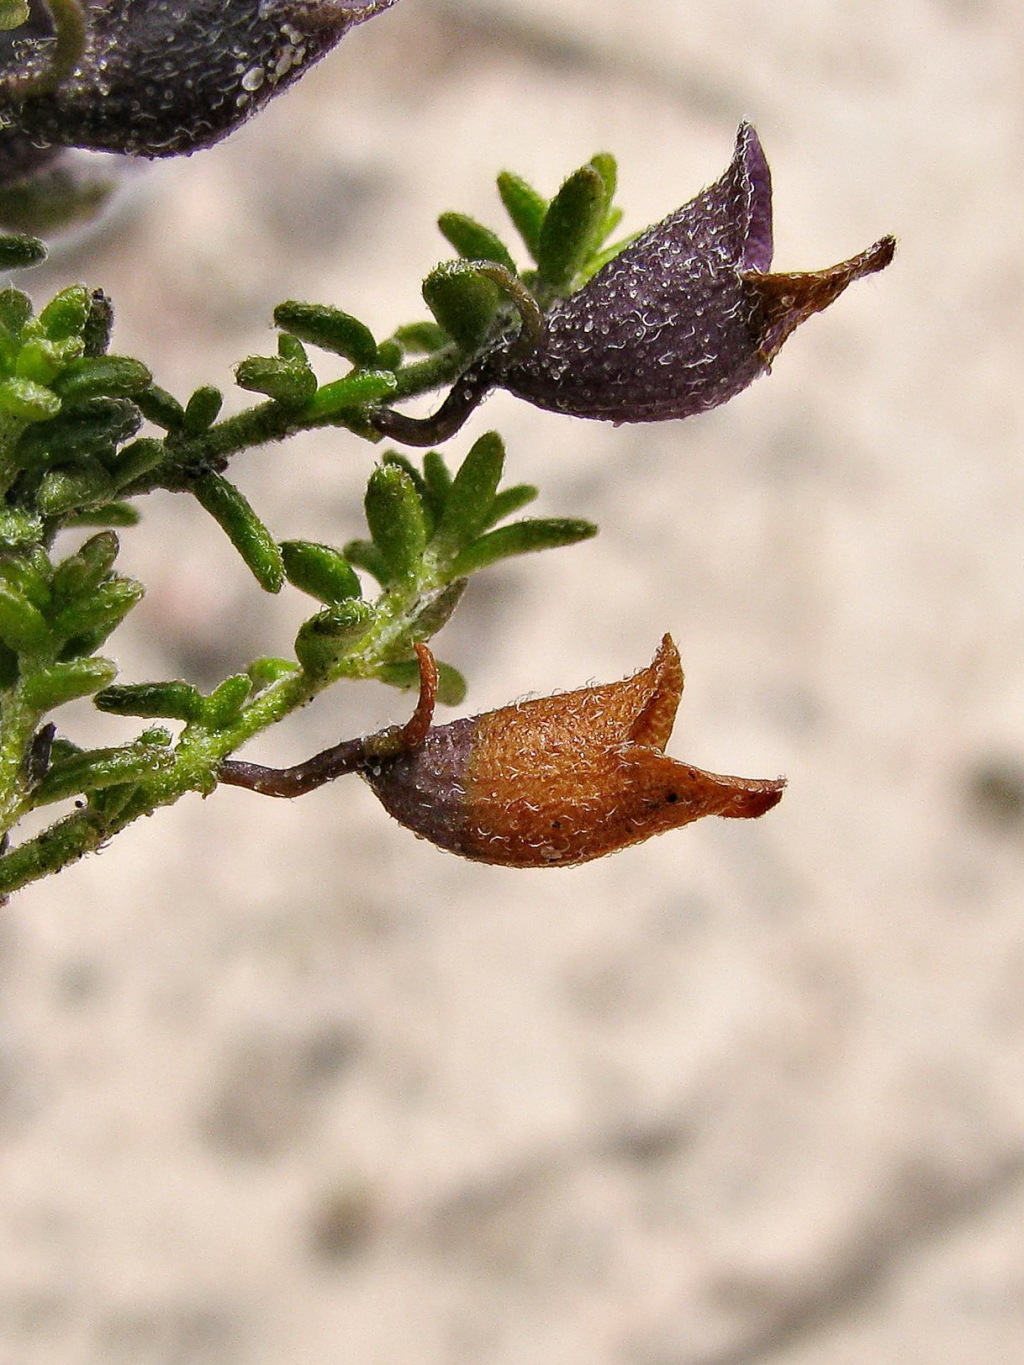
[{"left": 0, "top": 145, "right": 628, "bottom": 893}]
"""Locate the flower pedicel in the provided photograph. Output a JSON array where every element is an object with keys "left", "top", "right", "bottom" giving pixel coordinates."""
[{"left": 218, "top": 636, "right": 785, "bottom": 867}]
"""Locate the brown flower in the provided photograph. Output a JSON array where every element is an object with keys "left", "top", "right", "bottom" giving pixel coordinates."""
[{"left": 219, "top": 636, "right": 785, "bottom": 867}]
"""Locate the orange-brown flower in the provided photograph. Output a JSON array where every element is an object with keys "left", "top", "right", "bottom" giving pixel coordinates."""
[
  {"left": 363, "top": 635, "right": 784, "bottom": 866},
  {"left": 220, "top": 637, "right": 784, "bottom": 867}
]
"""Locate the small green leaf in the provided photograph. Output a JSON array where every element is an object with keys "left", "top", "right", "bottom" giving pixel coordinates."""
[
  {"left": 303, "top": 368, "right": 397, "bottom": 419},
  {"left": 0, "top": 549, "right": 49, "bottom": 606},
  {"left": 50, "top": 531, "right": 119, "bottom": 606},
  {"left": 37, "top": 739, "right": 175, "bottom": 805},
  {"left": 378, "top": 657, "right": 466, "bottom": 707},
  {"left": 483, "top": 483, "right": 538, "bottom": 528},
  {"left": 21, "top": 656, "right": 118, "bottom": 709},
  {"left": 433, "top": 431, "right": 505, "bottom": 553},
  {"left": 37, "top": 467, "right": 117, "bottom": 517},
  {"left": 422, "top": 262, "right": 500, "bottom": 353},
  {"left": 281, "top": 540, "right": 362, "bottom": 605},
  {"left": 496, "top": 171, "right": 548, "bottom": 262},
  {"left": 0, "top": 234, "right": 46, "bottom": 271},
  {"left": 183, "top": 385, "right": 223, "bottom": 434},
  {"left": 294, "top": 599, "right": 376, "bottom": 675},
  {"left": 110, "top": 437, "right": 164, "bottom": 487},
  {"left": 0, "top": 287, "right": 31, "bottom": 339},
  {"left": 49, "top": 576, "right": 143, "bottom": 649},
  {"left": 421, "top": 450, "right": 452, "bottom": 523},
  {"left": 235, "top": 355, "right": 317, "bottom": 409},
  {"left": 364, "top": 462, "right": 427, "bottom": 586},
  {"left": 536, "top": 164, "right": 608, "bottom": 292},
  {"left": 16, "top": 397, "right": 140, "bottom": 464},
  {"left": 0, "top": 506, "right": 43, "bottom": 550},
  {"left": 0, "top": 579, "right": 52, "bottom": 654},
  {"left": 38, "top": 285, "right": 90, "bottom": 340},
  {"left": 204, "top": 673, "right": 253, "bottom": 729},
  {"left": 393, "top": 321, "right": 448, "bottom": 354},
  {"left": 273, "top": 301, "right": 378, "bottom": 366},
  {"left": 15, "top": 335, "right": 79, "bottom": 385},
  {"left": 450, "top": 517, "right": 597, "bottom": 576},
  {"left": 341, "top": 538, "right": 389, "bottom": 584},
  {"left": 437, "top": 212, "right": 518, "bottom": 273},
  {"left": 136, "top": 385, "right": 185, "bottom": 431},
  {"left": 190, "top": 473, "right": 285, "bottom": 593},
  {"left": 53, "top": 356, "right": 152, "bottom": 401},
  {"left": 62, "top": 502, "right": 139, "bottom": 528},
  {"left": 247, "top": 657, "right": 298, "bottom": 689},
  {"left": 0, "top": 375, "right": 60, "bottom": 421},
  {"left": 95, "top": 679, "right": 204, "bottom": 721}
]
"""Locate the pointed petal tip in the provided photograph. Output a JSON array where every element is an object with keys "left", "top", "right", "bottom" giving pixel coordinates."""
[
  {"left": 717, "top": 776, "right": 787, "bottom": 820},
  {"left": 733, "top": 121, "right": 773, "bottom": 272}
]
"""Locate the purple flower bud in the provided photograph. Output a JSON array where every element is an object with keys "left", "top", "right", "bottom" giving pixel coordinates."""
[
  {"left": 499, "top": 123, "right": 895, "bottom": 423},
  {"left": 0, "top": 0, "right": 400, "bottom": 161}
]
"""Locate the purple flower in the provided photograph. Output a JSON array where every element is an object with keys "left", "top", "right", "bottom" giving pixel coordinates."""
[
  {"left": 498, "top": 123, "right": 895, "bottom": 423},
  {"left": 0, "top": 0, "right": 400, "bottom": 163}
]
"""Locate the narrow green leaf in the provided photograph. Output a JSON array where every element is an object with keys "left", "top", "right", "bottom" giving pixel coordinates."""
[
  {"left": 536, "top": 164, "right": 608, "bottom": 292},
  {"left": 50, "top": 531, "right": 119, "bottom": 606},
  {"left": 364, "top": 462, "right": 427, "bottom": 585},
  {"left": 38, "top": 285, "right": 90, "bottom": 340},
  {"left": 421, "top": 450, "right": 452, "bottom": 523},
  {"left": 437, "top": 212, "right": 517, "bottom": 273},
  {"left": 110, "top": 437, "right": 164, "bottom": 487},
  {"left": 135, "top": 385, "right": 184, "bottom": 431},
  {"left": 183, "top": 385, "right": 223, "bottom": 434},
  {"left": 52, "top": 356, "right": 152, "bottom": 401},
  {"left": 247, "top": 657, "right": 298, "bottom": 689},
  {"left": 302, "top": 368, "right": 397, "bottom": 420},
  {"left": 38, "top": 466, "right": 117, "bottom": 517},
  {"left": 378, "top": 656, "right": 466, "bottom": 707},
  {"left": 16, "top": 397, "right": 140, "bottom": 465},
  {"left": 483, "top": 483, "right": 538, "bottom": 528},
  {"left": 422, "top": 262, "right": 500, "bottom": 353},
  {"left": 234, "top": 355, "right": 317, "bottom": 409},
  {"left": 341, "top": 538, "right": 389, "bottom": 584},
  {"left": 496, "top": 171, "right": 548, "bottom": 262},
  {"left": 281, "top": 540, "right": 362, "bottom": 605},
  {"left": 0, "top": 287, "right": 31, "bottom": 340},
  {"left": 62, "top": 502, "right": 139, "bottom": 528},
  {"left": 0, "top": 375, "right": 60, "bottom": 420},
  {"left": 433, "top": 431, "right": 505, "bottom": 552},
  {"left": 0, "top": 506, "right": 43, "bottom": 550},
  {"left": 21, "top": 656, "right": 117, "bottom": 709},
  {"left": 588, "top": 153, "right": 617, "bottom": 208},
  {"left": 49, "top": 576, "right": 144, "bottom": 648},
  {"left": 191, "top": 473, "right": 285, "bottom": 593},
  {"left": 0, "top": 234, "right": 46, "bottom": 271},
  {"left": 450, "top": 517, "right": 597, "bottom": 576},
  {"left": 294, "top": 599, "right": 376, "bottom": 675},
  {"left": 0, "top": 578, "right": 52, "bottom": 654},
  {"left": 204, "top": 673, "right": 253, "bottom": 729},
  {"left": 393, "top": 321, "right": 447, "bottom": 354},
  {"left": 277, "top": 333, "right": 308, "bottom": 364},
  {"left": 37, "top": 740, "right": 175, "bottom": 805},
  {"left": 273, "top": 301, "right": 378, "bottom": 366},
  {"left": 0, "top": 550, "right": 49, "bottom": 606},
  {"left": 95, "top": 679, "right": 204, "bottom": 721}
]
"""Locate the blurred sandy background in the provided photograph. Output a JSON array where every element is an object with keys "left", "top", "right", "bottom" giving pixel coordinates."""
[{"left": 3, "top": 1, "right": 1024, "bottom": 1361}]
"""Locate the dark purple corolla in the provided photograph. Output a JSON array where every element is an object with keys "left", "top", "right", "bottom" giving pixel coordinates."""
[
  {"left": 0, "top": 0, "right": 400, "bottom": 175},
  {"left": 498, "top": 122, "right": 895, "bottom": 423}
]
